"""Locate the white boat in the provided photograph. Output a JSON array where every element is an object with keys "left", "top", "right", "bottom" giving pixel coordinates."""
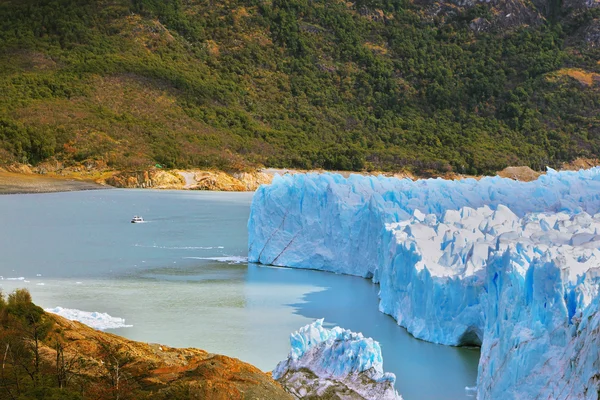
[{"left": 131, "top": 216, "right": 144, "bottom": 223}]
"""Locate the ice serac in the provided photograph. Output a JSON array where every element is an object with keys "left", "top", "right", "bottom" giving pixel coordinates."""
[
  {"left": 479, "top": 245, "right": 600, "bottom": 399},
  {"left": 379, "top": 206, "right": 600, "bottom": 346},
  {"left": 273, "top": 319, "right": 402, "bottom": 400}
]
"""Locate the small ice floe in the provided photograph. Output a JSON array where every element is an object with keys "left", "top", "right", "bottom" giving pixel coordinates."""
[
  {"left": 184, "top": 256, "right": 248, "bottom": 264},
  {"left": 36, "top": 283, "right": 45, "bottom": 286},
  {"left": 36, "top": 274, "right": 42, "bottom": 277},
  {"left": 465, "top": 386, "right": 477, "bottom": 397},
  {"left": 6, "top": 277, "right": 25, "bottom": 281},
  {"left": 45, "top": 307, "right": 132, "bottom": 330},
  {"left": 136, "top": 244, "right": 224, "bottom": 250}
]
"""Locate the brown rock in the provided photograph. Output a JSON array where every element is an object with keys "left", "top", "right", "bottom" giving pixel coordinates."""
[
  {"left": 5, "top": 163, "right": 33, "bottom": 174},
  {"left": 497, "top": 166, "right": 542, "bottom": 181},
  {"left": 561, "top": 157, "right": 599, "bottom": 171},
  {"left": 105, "top": 169, "right": 185, "bottom": 189},
  {"left": 43, "top": 313, "right": 293, "bottom": 399}
]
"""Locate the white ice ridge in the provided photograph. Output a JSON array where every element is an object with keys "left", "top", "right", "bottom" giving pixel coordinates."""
[
  {"left": 45, "top": 307, "right": 133, "bottom": 330},
  {"left": 273, "top": 319, "right": 402, "bottom": 400},
  {"left": 248, "top": 170, "right": 600, "bottom": 399}
]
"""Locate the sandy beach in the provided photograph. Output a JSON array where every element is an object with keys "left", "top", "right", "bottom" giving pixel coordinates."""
[{"left": 0, "top": 171, "right": 107, "bottom": 194}]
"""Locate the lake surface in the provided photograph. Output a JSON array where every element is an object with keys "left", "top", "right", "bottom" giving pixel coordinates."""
[{"left": 0, "top": 189, "right": 479, "bottom": 400}]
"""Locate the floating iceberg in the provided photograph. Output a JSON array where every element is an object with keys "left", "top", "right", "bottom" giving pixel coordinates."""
[
  {"left": 45, "top": 307, "right": 133, "bottom": 330},
  {"left": 249, "top": 170, "right": 600, "bottom": 399},
  {"left": 274, "top": 319, "right": 401, "bottom": 400}
]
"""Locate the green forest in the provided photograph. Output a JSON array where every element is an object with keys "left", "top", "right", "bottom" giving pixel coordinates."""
[{"left": 0, "top": 0, "right": 599, "bottom": 175}]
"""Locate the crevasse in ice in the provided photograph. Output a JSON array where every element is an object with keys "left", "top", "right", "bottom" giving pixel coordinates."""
[{"left": 250, "top": 169, "right": 600, "bottom": 399}]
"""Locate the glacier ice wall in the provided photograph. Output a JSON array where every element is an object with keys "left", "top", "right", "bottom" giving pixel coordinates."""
[
  {"left": 248, "top": 169, "right": 600, "bottom": 279},
  {"left": 273, "top": 319, "right": 402, "bottom": 400},
  {"left": 379, "top": 206, "right": 600, "bottom": 346},
  {"left": 249, "top": 169, "right": 600, "bottom": 399},
  {"left": 249, "top": 169, "right": 600, "bottom": 344}
]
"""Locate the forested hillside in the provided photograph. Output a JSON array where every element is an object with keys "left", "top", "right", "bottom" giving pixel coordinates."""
[{"left": 0, "top": 0, "right": 599, "bottom": 175}]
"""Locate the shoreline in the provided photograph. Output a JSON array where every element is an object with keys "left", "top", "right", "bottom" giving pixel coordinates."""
[
  {"left": 1, "top": 159, "right": 597, "bottom": 195},
  {"left": 0, "top": 170, "right": 109, "bottom": 195}
]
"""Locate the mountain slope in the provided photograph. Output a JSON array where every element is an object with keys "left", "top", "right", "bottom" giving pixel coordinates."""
[
  {"left": 0, "top": 0, "right": 598, "bottom": 175},
  {"left": 0, "top": 289, "right": 293, "bottom": 399}
]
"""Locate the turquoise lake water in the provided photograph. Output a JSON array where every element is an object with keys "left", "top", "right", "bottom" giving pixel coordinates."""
[{"left": 0, "top": 189, "right": 479, "bottom": 400}]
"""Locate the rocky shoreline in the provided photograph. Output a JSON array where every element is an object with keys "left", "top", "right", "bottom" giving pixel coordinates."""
[{"left": 1, "top": 158, "right": 597, "bottom": 195}]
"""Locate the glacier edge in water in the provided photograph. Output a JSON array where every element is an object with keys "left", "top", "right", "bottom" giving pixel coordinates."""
[{"left": 249, "top": 170, "right": 600, "bottom": 399}]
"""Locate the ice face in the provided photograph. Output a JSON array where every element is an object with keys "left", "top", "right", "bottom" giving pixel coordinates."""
[
  {"left": 274, "top": 319, "right": 402, "bottom": 400},
  {"left": 249, "top": 169, "right": 600, "bottom": 399},
  {"left": 248, "top": 169, "right": 600, "bottom": 278},
  {"left": 380, "top": 207, "right": 600, "bottom": 346},
  {"left": 480, "top": 250, "right": 600, "bottom": 399},
  {"left": 249, "top": 170, "right": 600, "bottom": 343}
]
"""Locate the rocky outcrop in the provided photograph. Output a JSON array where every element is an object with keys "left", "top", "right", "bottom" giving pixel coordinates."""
[
  {"left": 33, "top": 159, "right": 110, "bottom": 177},
  {"left": 496, "top": 166, "right": 542, "bottom": 181},
  {"left": 563, "top": 0, "right": 599, "bottom": 10},
  {"left": 43, "top": 313, "right": 293, "bottom": 399},
  {"left": 104, "top": 169, "right": 185, "bottom": 189},
  {"left": 104, "top": 169, "right": 273, "bottom": 191},
  {"left": 178, "top": 170, "right": 272, "bottom": 191},
  {"left": 562, "top": 157, "right": 600, "bottom": 171},
  {"left": 415, "top": 0, "right": 544, "bottom": 31},
  {"left": 232, "top": 172, "right": 273, "bottom": 191},
  {"left": 4, "top": 163, "right": 34, "bottom": 174}
]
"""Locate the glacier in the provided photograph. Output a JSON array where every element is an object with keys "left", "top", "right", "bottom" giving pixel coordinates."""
[
  {"left": 249, "top": 169, "right": 600, "bottom": 399},
  {"left": 479, "top": 247, "right": 600, "bottom": 399},
  {"left": 248, "top": 169, "right": 600, "bottom": 279},
  {"left": 273, "top": 319, "right": 402, "bottom": 400}
]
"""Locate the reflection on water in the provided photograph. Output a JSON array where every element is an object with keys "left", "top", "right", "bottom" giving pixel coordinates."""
[{"left": 0, "top": 189, "right": 478, "bottom": 400}]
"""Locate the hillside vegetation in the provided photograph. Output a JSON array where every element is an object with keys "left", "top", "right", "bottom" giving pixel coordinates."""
[{"left": 0, "top": 0, "right": 599, "bottom": 175}]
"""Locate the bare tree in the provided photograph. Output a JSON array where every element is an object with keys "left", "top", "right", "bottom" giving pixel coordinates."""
[{"left": 98, "top": 342, "right": 137, "bottom": 400}]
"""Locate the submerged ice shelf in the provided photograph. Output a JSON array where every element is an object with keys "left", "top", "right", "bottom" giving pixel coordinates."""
[
  {"left": 249, "top": 170, "right": 600, "bottom": 399},
  {"left": 274, "top": 319, "right": 401, "bottom": 400}
]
